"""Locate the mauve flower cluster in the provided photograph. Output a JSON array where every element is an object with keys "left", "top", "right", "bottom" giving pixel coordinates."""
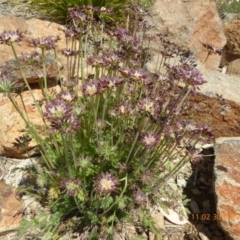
[
  {"left": 87, "top": 50, "right": 124, "bottom": 68},
  {"left": 113, "top": 28, "right": 140, "bottom": 46},
  {"left": 18, "top": 50, "right": 40, "bottom": 63},
  {"left": 0, "top": 67, "right": 19, "bottom": 93},
  {"left": 82, "top": 76, "right": 123, "bottom": 96},
  {"left": 62, "top": 26, "right": 88, "bottom": 39},
  {"left": 44, "top": 95, "right": 80, "bottom": 135},
  {"left": 165, "top": 62, "right": 206, "bottom": 93},
  {"left": 119, "top": 67, "right": 151, "bottom": 84},
  {"left": 61, "top": 48, "right": 78, "bottom": 57},
  {"left": 30, "top": 35, "right": 60, "bottom": 50},
  {"left": 68, "top": 5, "right": 112, "bottom": 24},
  {"left": 0, "top": 30, "right": 23, "bottom": 44},
  {"left": 141, "top": 132, "right": 159, "bottom": 147}
]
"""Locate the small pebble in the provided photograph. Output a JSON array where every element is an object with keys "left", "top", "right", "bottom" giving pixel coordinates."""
[{"left": 190, "top": 200, "right": 200, "bottom": 213}]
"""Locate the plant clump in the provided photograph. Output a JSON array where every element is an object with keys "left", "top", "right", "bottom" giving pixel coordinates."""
[{"left": 0, "top": 4, "right": 213, "bottom": 239}]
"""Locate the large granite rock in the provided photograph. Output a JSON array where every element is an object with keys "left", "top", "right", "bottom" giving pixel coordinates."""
[
  {"left": 227, "top": 58, "right": 240, "bottom": 76},
  {"left": 214, "top": 137, "right": 240, "bottom": 240},
  {"left": 223, "top": 19, "right": 240, "bottom": 64},
  {"left": 197, "top": 62, "right": 240, "bottom": 104},
  {"left": 146, "top": 0, "right": 226, "bottom": 70}
]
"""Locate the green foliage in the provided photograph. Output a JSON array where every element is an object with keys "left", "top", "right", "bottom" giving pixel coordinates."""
[
  {"left": 0, "top": 3, "right": 212, "bottom": 238},
  {"left": 216, "top": 0, "right": 240, "bottom": 14},
  {"left": 27, "top": 0, "right": 132, "bottom": 22}
]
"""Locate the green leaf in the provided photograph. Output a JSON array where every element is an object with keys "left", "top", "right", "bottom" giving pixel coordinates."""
[{"left": 100, "top": 196, "right": 114, "bottom": 209}]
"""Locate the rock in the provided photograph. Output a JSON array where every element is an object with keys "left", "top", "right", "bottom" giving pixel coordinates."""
[
  {"left": 150, "top": 210, "right": 165, "bottom": 230},
  {"left": 146, "top": 0, "right": 226, "bottom": 70},
  {"left": 190, "top": 200, "right": 200, "bottom": 214},
  {"left": 227, "top": 58, "right": 240, "bottom": 76},
  {"left": 0, "top": 181, "right": 22, "bottom": 236},
  {"left": 0, "top": 85, "right": 60, "bottom": 158},
  {"left": 199, "top": 232, "right": 210, "bottom": 240},
  {"left": 223, "top": 19, "right": 240, "bottom": 64},
  {"left": 197, "top": 62, "right": 240, "bottom": 105},
  {"left": 214, "top": 137, "right": 240, "bottom": 240},
  {"left": 157, "top": 205, "right": 188, "bottom": 225}
]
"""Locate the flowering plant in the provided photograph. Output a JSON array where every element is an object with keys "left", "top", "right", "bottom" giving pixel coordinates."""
[{"left": 0, "top": 4, "right": 212, "bottom": 239}]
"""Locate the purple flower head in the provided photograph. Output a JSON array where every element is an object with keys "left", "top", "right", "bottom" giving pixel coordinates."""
[
  {"left": 116, "top": 102, "right": 135, "bottom": 116},
  {"left": 60, "top": 177, "right": 82, "bottom": 197},
  {"left": 0, "top": 30, "right": 24, "bottom": 44},
  {"left": 57, "top": 90, "right": 76, "bottom": 102},
  {"left": 170, "top": 64, "right": 207, "bottom": 88},
  {"left": 62, "top": 77, "right": 78, "bottom": 89},
  {"left": 141, "top": 131, "right": 159, "bottom": 147},
  {"left": 119, "top": 67, "right": 132, "bottom": 78},
  {"left": 72, "top": 26, "right": 88, "bottom": 37},
  {"left": 0, "top": 67, "right": 19, "bottom": 93},
  {"left": 195, "top": 125, "right": 214, "bottom": 143},
  {"left": 44, "top": 99, "right": 72, "bottom": 121},
  {"left": 18, "top": 50, "right": 40, "bottom": 63},
  {"left": 94, "top": 172, "right": 120, "bottom": 196},
  {"left": 72, "top": 5, "right": 104, "bottom": 19},
  {"left": 31, "top": 36, "right": 58, "bottom": 50},
  {"left": 50, "top": 113, "right": 80, "bottom": 135},
  {"left": 104, "top": 50, "right": 124, "bottom": 66},
  {"left": 87, "top": 55, "right": 109, "bottom": 68},
  {"left": 138, "top": 98, "right": 156, "bottom": 115},
  {"left": 61, "top": 48, "right": 78, "bottom": 57},
  {"left": 133, "top": 188, "right": 147, "bottom": 206},
  {"left": 113, "top": 28, "right": 140, "bottom": 45},
  {"left": 97, "top": 76, "right": 123, "bottom": 91},
  {"left": 70, "top": 10, "right": 87, "bottom": 21},
  {"left": 201, "top": 42, "right": 222, "bottom": 55},
  {"left": 82, "top": 81, "right": 99, "bottom": 96},
  {"left": 186, "top": 146, "right": 204, "bottom": 164},
  {"left": 60, "top": 25, "right": 87, "bottom": 39},
  {"left": 130, "top": 69, "right": 146, "bottom": 82},
  {"left": 13, "top": 134, "right": 32, "bottom": 149}
]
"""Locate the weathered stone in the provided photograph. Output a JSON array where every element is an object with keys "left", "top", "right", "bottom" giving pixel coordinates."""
[
  {"left": 223, "top": 19, "right": 240, "bottom": 64},
  {"left": 214, "top": 137, "right": 240, "bottom": 240},
  {"left": 226, "top": 58, "right": 240, "bottom": 76},
  {"left": 0, "top": 181, "right": 22, "bottom": 235},
  {"left": 145, "top": 0, "right": 226, "bottom": 70},
  {"left": 197, "top": 61, "right": 240, "bottom": 105}
]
